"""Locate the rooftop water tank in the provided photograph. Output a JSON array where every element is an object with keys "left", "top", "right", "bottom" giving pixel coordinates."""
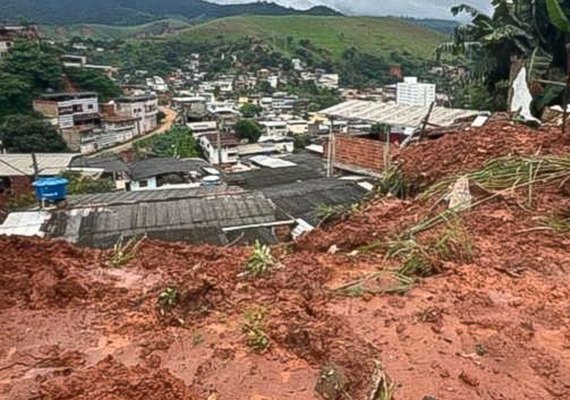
[
  {"left": 32, "top": 177, "right": 69, "bottom": 202},
  {"left": 201, "top": 175, "right": 221, "bottom": 186}
]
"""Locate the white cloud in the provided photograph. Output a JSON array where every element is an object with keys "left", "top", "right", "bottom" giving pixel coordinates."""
[{"left": 211, "top": 0, "right": 493, "bottom": 19}]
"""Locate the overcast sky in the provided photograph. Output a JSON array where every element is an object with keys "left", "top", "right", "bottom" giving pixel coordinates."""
[{"left": 211, "top": 0, "right": 493, "bottom": 19}]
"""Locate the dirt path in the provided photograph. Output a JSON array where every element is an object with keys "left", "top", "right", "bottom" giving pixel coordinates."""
[{"left": 87, "top": 107, "right": 177, "bottom": 157}]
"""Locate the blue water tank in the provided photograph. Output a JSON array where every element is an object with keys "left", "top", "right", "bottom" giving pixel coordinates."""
[{"left": 32, "top": 177, "right": 69, "bottom": 202}]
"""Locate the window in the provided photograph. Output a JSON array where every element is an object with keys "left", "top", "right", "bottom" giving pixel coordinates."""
[
  {"left": 73, "top": 104, "right": 83, "bottom": 113},
  {"left": 87, "top": 104, "right": 94, "bottom": 110},
  {"left": 139, "top": 180, "right": 148, "bottom": 188},
  {"left": 0, "top": 177, "right": 11, "bottom": 194}
]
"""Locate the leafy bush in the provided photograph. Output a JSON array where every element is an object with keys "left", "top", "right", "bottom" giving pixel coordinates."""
[
  {"left": 244, "top": 240, "right": 274, "bottom": 277},
  {"left": 134, "top": 125, "right": 200, "bottom": 158}
]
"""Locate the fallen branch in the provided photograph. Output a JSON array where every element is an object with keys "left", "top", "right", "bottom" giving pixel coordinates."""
[{"left": 367, "top": 360, "right": 394, "bottom": 400}]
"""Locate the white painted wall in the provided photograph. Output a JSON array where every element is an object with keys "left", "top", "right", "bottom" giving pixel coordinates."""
[{"left": 130, "top": 177, "right": 158, "bottom": 191}]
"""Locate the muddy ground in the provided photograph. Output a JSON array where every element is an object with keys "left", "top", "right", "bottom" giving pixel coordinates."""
[{"left": 1, "top": 122, "right": 570, "bottom": 400}]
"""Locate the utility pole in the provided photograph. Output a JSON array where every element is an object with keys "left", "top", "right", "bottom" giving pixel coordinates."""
[
  {"left": 327, "top": 116, "right": 335, "bottom": 178},
  {"left": 31, "top": 153, "right": 39, "bottom": 180},
  {"left": 563, "top": 44, "right": 570, "bottom": 136},
  {"left": 217, "top": 119, "right": 224, "bottom": 166}
]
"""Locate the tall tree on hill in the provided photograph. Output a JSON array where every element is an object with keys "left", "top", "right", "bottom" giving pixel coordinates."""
[{"left": 3, "top": 41, "right": 62, "bottom": 93}]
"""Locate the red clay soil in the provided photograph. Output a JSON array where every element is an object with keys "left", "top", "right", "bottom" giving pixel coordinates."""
[
  {"left": 2, "top": 124, "right": 570, "bottom": 400},
  {"left": 394, "top": 122, "right": 570, "bottom": 189}
]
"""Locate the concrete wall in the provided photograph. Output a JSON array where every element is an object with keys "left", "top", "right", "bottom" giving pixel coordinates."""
[{"left": 130, "top": 177, "right": 157, "bottom": 191}]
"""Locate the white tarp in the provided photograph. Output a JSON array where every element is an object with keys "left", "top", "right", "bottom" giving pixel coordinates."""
[
  {"left": 510, "top": 67, "right": 540, "bottom": 124},
  {"left": 0, "top": 211, "right": 49, "bottom": 237}
]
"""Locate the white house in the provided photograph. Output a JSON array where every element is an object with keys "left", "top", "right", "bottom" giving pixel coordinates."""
[
  {"left": 317, "top": 74, "right": 340, "bottom": 90},
  {"left": 115, "top": 94, "right": 159, "bottom": 136},
  {"left": 199, "top": 133, "right": 240, "bottom": 165},
  {"left": 396, "top": 77, "right": 436, "bottom": 107},
  {"left": 287, "top": 119, "right": 309, "bottom": 135},
  {"left": 259, "top": 121, "right": 288, "bottom": 137}
]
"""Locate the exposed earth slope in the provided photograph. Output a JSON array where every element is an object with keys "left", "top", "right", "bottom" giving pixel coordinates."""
[{"left": 1, "top": 121, "right": 570, "bottom": 399}]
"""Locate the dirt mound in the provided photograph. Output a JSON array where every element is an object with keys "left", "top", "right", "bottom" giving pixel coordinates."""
[
  {"left": 395, "top": 122, "right": 568, "bottom": 188},
  {"left": 39, "top": 356, "right": 197, "bottom": 399},
  {"left": 0, "top": 237, "right": 99, "bottom": 309},
  {"left": 2, "top": 124, "right": 570, "bottom": 399}
]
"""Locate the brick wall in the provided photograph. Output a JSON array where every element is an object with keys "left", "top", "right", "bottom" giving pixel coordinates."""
[
  {"left": 326, "top": 135, "right": 385, "bottom": 174},
  {"left": 0, "top": 176, "right": 33, "bottom": 210}
]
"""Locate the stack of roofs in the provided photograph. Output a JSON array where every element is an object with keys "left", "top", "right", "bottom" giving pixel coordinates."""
[{"left": 1, "top": 153, "right": 372, "bottom": 247}]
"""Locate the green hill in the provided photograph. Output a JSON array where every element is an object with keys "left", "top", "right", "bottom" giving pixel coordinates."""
[
  {"left": 178, "top": 15, "right": 445, "bottom": 60},
  {"left": 40, "top": 19, "right": 193, "bottom": 41}
]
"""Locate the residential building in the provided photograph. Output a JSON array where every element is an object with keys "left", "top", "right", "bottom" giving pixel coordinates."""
[
  {"left": 187, "top": 121, "right": 218, "bottom": 136},
  {"left": 78, "top": 115, "right": 138, "bottom": 153},
  {"left": 172, "top": 96, "right": 208, "bottom": 122},
  {"left": 0, "top": 26, "right": 39, "bottom": 59},
  {"left": 287, "top": 119, "right": 309, "bottom": 135},
  {"left": 0, "top": 153, "right": 79, "bottom": 209},
  {"left": 69, "top": 154, "right": 131, "bottom": 190},
  {"left": 259, "top": 121, "right": 288, "bottom": 137},
  {"left": 0, "top": 187, "right": 295, "bottom": 247},
  {"left": 199, "top": 133, "right": 240, "bottom": 165},
  {"left": 127, "top": 158, "right": 210, "bottom": 191},
  {"left": 396, "top": 77, "right": 436, "bottom": 107},
  {"left": 33, "top": 92, "right": 100, "bottom": 131},
  {"left": 115, "top": 94, "right": 159, "bottom": 137},
  {"left": 33, "top": 92, "right": 101, "bottom": 152},
  {"left": 317, "top": 74, "right": 340, "bottom": 90}
]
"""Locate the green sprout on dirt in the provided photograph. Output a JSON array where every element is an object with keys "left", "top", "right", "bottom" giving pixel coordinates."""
[
  {"left": 538, "top": 214, "right": 570, "bottom": 233},
  {"left": 107, "top": 235, "right": 145, "bottom": 268},
  {"left": 158, "top": 286, "right": 179, "bottom": 315},
  {"left": 378, "top": 165, "right": 409, "bottom": 199},
  {"left": 244, "top": 240, "right": 275, "bottom": 278},
  {"left": 242, "top": 306, "right": 270, "bottom": 353},
  {"left": 315, "top": 203, "right": 359, "bottom": 225},
  {"left": 390, "top": 217, "right": 474, "bottom": 278}
]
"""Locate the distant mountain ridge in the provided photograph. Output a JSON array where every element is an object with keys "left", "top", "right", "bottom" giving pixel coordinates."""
[{"left": 0, "top": 0, "right": 341, "bottom": 26}]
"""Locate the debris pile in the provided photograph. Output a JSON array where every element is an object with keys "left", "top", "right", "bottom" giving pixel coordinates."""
[{"left": 1, "top": 122, "right": 570, "bottom": 399}]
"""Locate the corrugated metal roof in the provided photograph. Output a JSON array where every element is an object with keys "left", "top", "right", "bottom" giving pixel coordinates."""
[
  {"left": 320, "top": 100, "right": 479, "bottom": 129},
  {"left": 67, "top": 186, "right": 242, "bottom": 208},
  {"left": 0, "top": 154, "right": 80, "bottom": 176},
  {"left": 41, "top": 188, "right": 293, "bottom": 248},
  {"left": 129, "top": 157, "right": 210, "bottom": 181},
  {"left": 0, "top": 211, "right": 49, "bottom": 237},
  {"left": 261, "top": 178, "right": 368, "bottom": 226}
]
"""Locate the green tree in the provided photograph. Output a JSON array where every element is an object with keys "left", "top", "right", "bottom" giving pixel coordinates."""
[
  {"left": 235, "top": 119, "right": 263, "bottom": 143},
  {"left": 438, "top": 1, "right": 570, "bottom": 112},
  {"left": 134, "top": 125, "right": 200, "bottom": 158},
  {"left": 240, "top": 103, "right": 263, "bottom": 118},
  {"left": 0, "top": 115, "right": 69, "bottom": 153},
  {"left": 0, "top": 72, "right": 32, "bottom": 119},
  {"left": 64, "top": 67, "right": 121, "bottom": 102},
  {"left": 61, "top": 171, "right": 115, "bottom": 195},
  {"left": 3, "top": 41, "right": 62, "bottom": 93}
]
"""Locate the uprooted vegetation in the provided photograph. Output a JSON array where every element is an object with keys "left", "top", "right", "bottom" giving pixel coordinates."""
[{"left": 2, "top": 122, "right": 570, "bottom": 400}]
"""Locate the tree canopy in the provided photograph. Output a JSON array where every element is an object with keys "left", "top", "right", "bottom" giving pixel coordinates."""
[
  {"left": 0, "top": 41, "right": 62, "bottom": 121},
  {"left": 235, "top": 119, "right": 263, "bottom": 143},
  {"left": 0, "top": 115, "right": 69, "bottom": 153},
  {"left": 64, "top": 67, "right": 121, "bottom": 102},
  {"left": 440, "top": 0, "right": 570, "bottom": 112}
]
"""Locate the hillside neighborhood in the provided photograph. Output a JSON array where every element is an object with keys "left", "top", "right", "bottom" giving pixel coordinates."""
[{"left": 1, "top": 1, "right": 570, "bottom": 399}]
